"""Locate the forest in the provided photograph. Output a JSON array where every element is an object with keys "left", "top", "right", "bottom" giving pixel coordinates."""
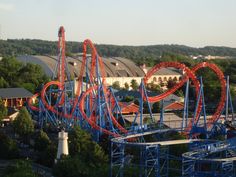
[
  {"left": 1, "top": 39, "right": 236, "bottom": 64},
  {"left": 0, "top": 57, "right": 49, "bottom": 93},
  {"left": 1, "top": 39, "right": 236, "bottom": 106}
]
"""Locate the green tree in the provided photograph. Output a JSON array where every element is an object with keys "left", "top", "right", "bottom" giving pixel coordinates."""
[
  {"left": 0, "top": 76, "right": 8, "bottom": 88},
  {"left": 34, "top": 130, "right": 51, "bottom": 152},
  {"left": 33, "top": 130, "right": 56, "bottom": 167},
  {"left": 0, "top": 132, "right": 19, "bottom": 159},
  {"left": 4, "top": 160, "right": 36, "bottom": 177},
  {"left": 121, "top": 96, "right": 134, "bottom": 102},
  {"left": 143, "top": 101, "right": 150, "bottom": 113},
  {"left": 68, "top": 126, "right": 107, "bottom": 160},
  {"left": 13, "top": 107, "right": 34, "bottom": 141},
  {"left": 0, "top": 57, "right": 22, "bottom": 86},
  {"left": 167, "top": 79, "right": 177, "bottom": 89},
  {"left": 130, "top": 79, "right": 139, "bottom": 90},
  {"left": 0, "top": 57, "right": 49, "bottom": 92},
  {"left": 152, "top": 102, "right": 160, "bottom": 113},
  {"left": 0, "top": 98, "right": 7, "bottom": 122},
  {"left": 53, "top": 126, "right": 108, "bottom": 177},
  {"left": 124, "top": 82, "right": 129, "bottom": 90},
  {"left": 37, "top": 143, "right": 57, "bottom": 167},
  {"left": 112, "top": 81, "right": 121, "bottom": 90},
  {"left": 147, "top": 81, "right": 163, "bottom": 92}
]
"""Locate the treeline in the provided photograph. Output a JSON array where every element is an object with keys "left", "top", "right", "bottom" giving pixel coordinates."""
[
  {"left": 1, "top": 39, "right": 236, "bottom": 61},
  {"left": 0, "top": 57, "right": 49, "bottom": 93}
]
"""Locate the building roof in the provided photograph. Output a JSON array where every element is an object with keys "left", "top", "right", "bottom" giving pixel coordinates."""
[
  {"left": 114, "top": 90, "right": 159, "bottom": 98},
  {"left": 146, "top": 67, "right": 182, "bottom": 75},
  {"left": 17, "top": 55, "right": 182, "bottom": 79},
  {"left": 0, "top": 88, "right": 33, "bottom": 99},
  {"left": 118, "top": 102, "right": 139, "bottom": 114},
  {"left": 16, "top": 55, "right": 146, "bottom": 78},
  {"left": 115, "top": 90, "right": 181, "bottom": 102},
  {"left": 7, "top": 107, "right": 18, "bottom": 116},
  {"left": 164, "top": 102, "right": 184, "bottom": 111}
]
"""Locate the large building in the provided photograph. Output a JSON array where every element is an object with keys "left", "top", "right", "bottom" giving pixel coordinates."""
[
  {"left": 17, "top": 55, "right": 182, "bottom": 92},
  {"left": 0, "top": 88, "right": 33, "bottom": 108}
]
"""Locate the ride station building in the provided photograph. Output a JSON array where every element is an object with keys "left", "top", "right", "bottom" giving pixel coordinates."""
[{"left": 0, "top": 88, "right": 33, "bottom": 108}]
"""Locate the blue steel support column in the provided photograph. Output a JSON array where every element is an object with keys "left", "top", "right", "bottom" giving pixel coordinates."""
[
  {"left": 200, "top": 77, "right": 207, "bottom": 135},
  {"left": 85, "top": 59, "right": 90, "bottom": 117},
  {"left": 160, "top": 100, "right": 164, "bottom": 127},
  {"left": 228, "top": 86, "right": 235, "bottom": 122},
  {"left": 226, "top": 76, "right": 229, "bottom": 121},
  {"left": 96, "top": 56, "right": 102, "bottom": 140},
  {"left": 139, "top": 83, "right": 144, "bottom": 131},
  {"left": 39, "top": 100, "right": 44, "bottom": 129},
  {"left": 191, "top": 77, "right": 207, "bottom": 137},
  {"left": 143, "top": 144, "right": 161, "bottom": 177},
  {"left": 110, "top": 141, "right": 125, "bottom": 177},
  {"left": 223, "top": 76, "right": 235, "bottom": 123},
  {"left": 182, "top": 80, "right": 189, "bottom": 131},
  {"left": 109, "top": 87, "right": 126, "bottom": 124},
  {"left": 141, "top": 80, "right": 154, "bottom": 123}
]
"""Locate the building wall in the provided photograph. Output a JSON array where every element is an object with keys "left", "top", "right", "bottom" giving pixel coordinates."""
[
  {"left": 105, "top": 74, "right": 182, "bottom": 88},
  {"left": 73, "top": 73, "right": 182, "bottom": 94},
  {"left": 106, "top": 77, "right": 143, "bottom": 88},
  {"left": 149, "top": 75, "right": 182, "bottom": 84},
  {"left": 3, "top": 97, "right": 28, "bottom": 108}
]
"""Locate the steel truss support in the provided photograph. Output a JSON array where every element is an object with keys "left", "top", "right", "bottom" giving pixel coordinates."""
[
  {"left": 182, "top": 79, "right": 189, "bottom": 131},
  {"left": 190, "top": 77, "right": 207, "bottom": 138},
  {"left": 182, "top": 137, "right": 236, "bottom": 177},
  {"left": 142, "top": 145, "right": 168, "bottom": 177},
  {"left": 110, "top": 141, "right": 125, "bottom": 177}
]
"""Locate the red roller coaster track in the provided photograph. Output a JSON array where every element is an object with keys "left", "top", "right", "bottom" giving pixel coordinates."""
[
  {"left": 143, "top": 62, "right": 226, "bottom": 133},
  {"left": 28, "top": 27, "right": 227, "bottom": 138}
]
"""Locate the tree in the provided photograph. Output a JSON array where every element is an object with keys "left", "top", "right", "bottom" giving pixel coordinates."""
[
  {"left": 0, "top": 132, "right": 19, "bottom": 159},
  {"left": 0, "top": 98, "right": 7, "bottom": 122},
  {"left": 112, "top": 81, "right": 121, "bottom": 90},
  {"left": 143, "top": 101, "right": 150, "bottom": 114},
  {"left": 124, "top": 82, "right": 129, "bottom": 90},
  {"left": 130, "top": 79, "right": 139, "bottom": 90},
  {"left": 121, "top": 96, "right": 134, "bottom": 102},
  {"left": 159, "top": 80, "right": 165, "bottom": 87},
  {"left": 34, "top": 130, "right": 51, "bottom": 152},
  {"left": 37, "top": 143, "right": 57, "bottom": 167},
  {"left": 0, "top": 76, "right": 8, "bottom": 88},
  {"left": 13, "top": 107, "right": 34, "bottom": 141},
  {"left": 0, "top": 57, "right": 49, "bottom": 92},
  {"left": 3, "top": 160, "right": 36, "bottom": 177},
  {"left": 147, "top": 81, "right": 163, "bottom": 92},
  {"left": 167, "top": 79, "right": 177, "bottom": 89},
  {"left": 53, "top": 126, "right": 108, "bottom": 177},
  {"left": 152, "top": 102, "right": 160, "bottom": 113},
  {"left": 68, "top": 126, "right": 107, "bottom": 160},
  {"left": 33, "top": 130, "right": 56, "bottom": 167}
]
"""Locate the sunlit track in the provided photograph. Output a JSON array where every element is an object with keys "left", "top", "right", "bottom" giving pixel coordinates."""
[
  {"left": 24, "top": 26, "right": 235, "bottom": 177},
  {"left": 144, "top": 62, "right": 226, "bottom": 134},
  {"left": 79, "top": 86, "right": 126, "bottom": 137},
  {"left": 27, "top": 26, "right": 227, "bottom": 138},
  {"left": 28, "top": 93, "right": 40, "bottom": 111}
]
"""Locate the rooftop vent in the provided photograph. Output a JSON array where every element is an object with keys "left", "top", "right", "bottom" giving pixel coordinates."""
[{"left": 111, "top": 62, "right": 119, "bottom": 66}]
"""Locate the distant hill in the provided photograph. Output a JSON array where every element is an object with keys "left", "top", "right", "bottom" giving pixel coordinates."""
[{"left": 1, "top": 39, "right": 236, "bottom": 61}]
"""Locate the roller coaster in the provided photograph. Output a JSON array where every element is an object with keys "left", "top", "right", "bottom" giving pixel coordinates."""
[{"left": 27, "top": 26, "right": 236, "bottom": 176}]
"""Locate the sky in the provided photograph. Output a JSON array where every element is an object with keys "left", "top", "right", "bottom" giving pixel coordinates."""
[{"left": 0, "top": 0, "right": 236, "bottom": 47}]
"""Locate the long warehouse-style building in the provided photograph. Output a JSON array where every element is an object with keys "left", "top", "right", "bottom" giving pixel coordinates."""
[{"left": 17, "top": 55, "right": 182, "bottom": 91}]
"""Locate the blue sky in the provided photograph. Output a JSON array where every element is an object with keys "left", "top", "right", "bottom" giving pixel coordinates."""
[{"left": 0, "top": 0, "right": 236, "bottom": 47}]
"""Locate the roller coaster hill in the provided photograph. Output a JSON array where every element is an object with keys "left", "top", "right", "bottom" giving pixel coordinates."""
[{"left": 27, "top": 26, "right": 236, "bottom": 177}]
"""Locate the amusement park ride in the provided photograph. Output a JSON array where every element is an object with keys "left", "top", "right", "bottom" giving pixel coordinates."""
[{"left": 28, "top": 26, "right": 236, "bottom": 177}]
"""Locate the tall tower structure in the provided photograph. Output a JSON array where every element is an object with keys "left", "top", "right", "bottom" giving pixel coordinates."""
[{"left": 56, "top": 129, "right": 69, "bottom": 161}]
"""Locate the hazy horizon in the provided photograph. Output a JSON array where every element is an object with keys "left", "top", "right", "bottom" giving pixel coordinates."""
[{"left": 0, "top": 0, "right": 236, "bottom": 48}]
